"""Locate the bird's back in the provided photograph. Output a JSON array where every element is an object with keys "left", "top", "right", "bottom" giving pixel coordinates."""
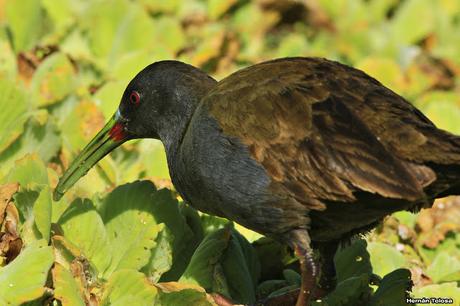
[
  {"left": 201, "top": 57, "right": 460, "bottom": 213},
  {"left": 173, "top": 57, "right": 460, "bottom": 241}
]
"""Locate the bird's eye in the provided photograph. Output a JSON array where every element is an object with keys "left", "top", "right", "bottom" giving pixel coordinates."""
[{"left": 129, "top": 91, "right": 140, "bottom": 106}]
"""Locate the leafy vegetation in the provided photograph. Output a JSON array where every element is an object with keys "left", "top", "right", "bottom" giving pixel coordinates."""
[{"left": 0, "top": 0, "right": 459, "bottom": 305}]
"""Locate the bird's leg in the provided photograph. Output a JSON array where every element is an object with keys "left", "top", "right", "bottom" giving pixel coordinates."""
[
  {"left": 315, "top": 240, "right": 339, "bottom": 299},
  {"left": 289, "top": 230, "right": 318, "bottom": 306}
]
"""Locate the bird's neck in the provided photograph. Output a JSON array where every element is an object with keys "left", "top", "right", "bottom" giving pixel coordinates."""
[{"left": 159, "top": 76, "right": 217, "bottom": 163}]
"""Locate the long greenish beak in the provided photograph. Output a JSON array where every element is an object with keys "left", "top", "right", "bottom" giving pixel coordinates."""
[{"left": 53, "top": 111, "right": 128, "bottom": 201}]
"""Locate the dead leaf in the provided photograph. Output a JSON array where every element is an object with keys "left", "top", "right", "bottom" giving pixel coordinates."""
[
  {"left": 416, "top": 197, "right": 460, "bottom": 248},
  {"left": 0, "top": 183, "right": 22, "bottom": 264},
  {"left": 0, "top": 183, "right": 19, "bottom": 225}
]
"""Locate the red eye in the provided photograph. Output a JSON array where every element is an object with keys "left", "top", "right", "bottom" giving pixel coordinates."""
[{"left": 130, "top": 91, "right": 140, "bottom": 105}]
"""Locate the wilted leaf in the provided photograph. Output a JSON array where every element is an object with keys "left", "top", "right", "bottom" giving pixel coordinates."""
[
  {"left": 0, "top": 183, "right": 19, "bottom": 225},
  {"left": 52, "top": 262, "right": 86, "bottom": 306},
  {"left": 60, "top": 99, "right": 105, "bottom": 152},
  {"left": 0, "top": 240, "right": 53, "bottom": 305},
  {"left": 31, "top": 52, "right": 77, "bottom": 106},
  {"left": 156, "top": 282, "right": 214, "bottom": 306},
  {"left": 0, "top": 183, "right": 21, "bottom": 265}
]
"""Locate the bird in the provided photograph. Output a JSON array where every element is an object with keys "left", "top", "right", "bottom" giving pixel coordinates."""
[{"left": 53, "top": 57, "right": 460, "bottom": 305}]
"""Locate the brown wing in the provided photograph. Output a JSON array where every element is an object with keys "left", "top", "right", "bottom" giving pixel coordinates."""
[{"left": 205, "top": 57, "right": 443, "bottom": 210}]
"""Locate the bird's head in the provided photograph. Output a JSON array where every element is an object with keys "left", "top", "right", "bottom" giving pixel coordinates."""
[{"left": 53, "top": 61, "right": 215, "bottom": 201}]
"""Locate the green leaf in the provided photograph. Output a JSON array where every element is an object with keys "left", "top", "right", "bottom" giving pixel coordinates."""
[
  {"left": 0, "top": 111, "right": 61, "bottom": 166},
  {"left": 221, "top": 231, "right": 258, "bottom": 304},
  {"left": 60, "top": 29, "right": 93, "bottom": 61},
  {"left": 276, "top": 33, "right": 310, "bottom": 58},
  {"left": 139, "top": 0, "right": 180, "bottom": 14},
  {"left": 390, "top": 0, "right": 436, "bottom": 46},
  {"left": 416, "top": 92, "right": 460, "bottom": 135},
  {"left": 151, "top": 16, "right": 185, "bottom": 54},
  {"left": 393, "top": 211, "right": 417, "bottom": 229},
  {"left": 97, "top": 181, "right": 164, "bottom": 277},
  {"left": 0, "top": 79, "right": 30, "bottom": 154},
  {"left": 149, "top": 189, "right": 201, "bottom": 282},
  {"left": 418, "top": 233, "right": 459, "bottom": 266},
  {"left": 367, "top": 242, "right": 407, "bottom": 278},
  {"left": 142, "top": 227, "right": 174, "bottom": 282},
  {"left": 316, "top": 273, "right": 372, "bottom": 306},
  {"left": 100, "top": 269, "right": 157, "bottom": 306},
  {"left": 156, "top": 283, "right": 213, "bottom": 306},
  {"left": 41, "top": 0, "right": 74, "bottom": 32},
  {"left": 138, "top": 140, "right": 170, "bottom": 179},
  {"left": 426, "top": 252, "right": 460, "bottom": 283},
  {"left": 0, "top": 39, "right": 17, "bottom": 79},
  {"left": 369, "top": 269, "right": 412, "bottom": 306},
  {"left": 180, "top": 227, "right": 230, "bottom": 290},
  {"left": 207, "top": 0, "right": 237, "bottom": 20},
  {"left": 93, "top": 81, "right": 126, "bottom": 120},
  {"left": 52, "top": 263, "right": 86, "bottom": 306},
  {"left": 31, "top": 52, "right": 77, "bottom": 107},
  {"left": 110, "top": 50, "right": 171, "bottom": 82},
  {"left": 84, "top": 0, "right": 156, "bottom": 69},
  {"left": 413, "top": 282, "right": 460, "bottom": 305},
  {"left": 33, "top": 185, "right": 52, "bottom": 242},
  {"left": 6, "top": 153, "right": 48, "bottom": 188},
  {"left": 58, "top": 198, "right": 112, "bottom": 276},
  {"left": 5, "top": 0, "right": 43, "bottom": 52},
  {"left": 0, "top": 240, "right": 54, "bottom": 305},
  {"left": 335, "top": 239, "right": 372, "bottom": 282}
]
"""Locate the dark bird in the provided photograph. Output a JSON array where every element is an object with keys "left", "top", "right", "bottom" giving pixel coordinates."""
[{"left": 53, "top": 57, "right": 460, "bottom": 305}]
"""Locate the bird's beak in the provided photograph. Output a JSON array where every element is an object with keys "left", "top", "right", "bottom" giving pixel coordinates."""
[{"left": 53, "top": 110, "right": 129, "bottom": 201}]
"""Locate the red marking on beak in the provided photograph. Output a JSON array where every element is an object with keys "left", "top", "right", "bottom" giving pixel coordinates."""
[{"left": 109, "top": 122, "right": 126, "bottom": 141}]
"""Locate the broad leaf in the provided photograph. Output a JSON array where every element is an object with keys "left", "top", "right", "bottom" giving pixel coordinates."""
[
  {"left": 0, "top": 80, "right": 30, "bottom": 155},
  {"left": 100, "top": 269, "right": 157, "bottom": 306},
  {"left": 58, "top": 199, "right": 112, "bottom": 276},
  {"left": 52, "top": 263, "right": 86, "bottom": 306},
  {"left": 5, "top": 0, "right": 43, "bottom": 52},
  {"left": 367, "top": 242, "right": 407, "bottom": 278},
  {"left": 31, "top": 52, "right": 77, "bottom": 107},
  {"left": 0, "top": 240, "right": 53, "bottom": 305}
]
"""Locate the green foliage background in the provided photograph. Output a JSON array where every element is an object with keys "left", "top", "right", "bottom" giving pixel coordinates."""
[{"left": 0, "top": 0, "right": 459, "bottom": 305}]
